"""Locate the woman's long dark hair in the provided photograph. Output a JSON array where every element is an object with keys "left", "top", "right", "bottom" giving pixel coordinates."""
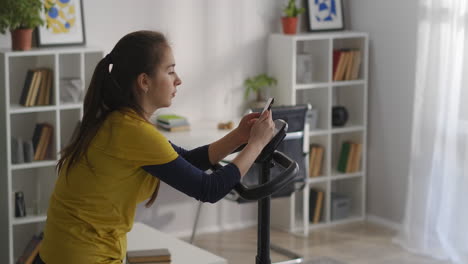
[{"left": 57, "top": 31, "right": 169, "bottom": 207}]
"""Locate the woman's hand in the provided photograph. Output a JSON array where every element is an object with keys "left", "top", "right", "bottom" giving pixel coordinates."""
[
  {"left": 230, "top": 110, "right": 275, "bottom": 176},
  {"left": 248, "top": 110, "right": 275, "bottom": 148},
  {"left": 234, "top": 112, "right": 261, "bottom": 144}
]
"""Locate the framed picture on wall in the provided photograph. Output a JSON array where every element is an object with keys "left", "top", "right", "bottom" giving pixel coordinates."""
[
  {"left": 306, "top": 0, "right": 344, "bottom": 32},
  {"left": 37, "top": 0, "right": 86, "bottom": 47}
]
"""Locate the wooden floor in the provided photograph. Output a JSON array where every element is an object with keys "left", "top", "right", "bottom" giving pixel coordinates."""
[{"left": 187, "top": 221, "right": 451, "bottom": 264}]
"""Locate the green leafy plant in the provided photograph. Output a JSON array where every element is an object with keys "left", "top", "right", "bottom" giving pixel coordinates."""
[
  {"left": 244, "top": 74, "right": 277, "bottom": 101},
  {"left": 0, "top": 0, "right": 50, "bottom": 34},
  {"left": 283, "top": 0, "right": 306, "bottom": 18}
]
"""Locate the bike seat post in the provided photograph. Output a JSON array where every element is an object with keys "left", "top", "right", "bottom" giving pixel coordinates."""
[{"left": 256, "top": 159, "right": 273, "bottom": 264}]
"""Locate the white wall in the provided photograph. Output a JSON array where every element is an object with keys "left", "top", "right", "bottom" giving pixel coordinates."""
[
  {"left": 0, "top": 0, "right": 288, "bottom": 236},
  {"left": 346, "top": 1, "right": 419, "bottom": 224},
  {"left": 1, "top": 0, "right": 285, "bottom": 120}
]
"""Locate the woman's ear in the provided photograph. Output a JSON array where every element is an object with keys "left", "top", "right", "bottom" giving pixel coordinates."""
[{"left": 136, "top": 73, "right": 150, "bottom": 94}]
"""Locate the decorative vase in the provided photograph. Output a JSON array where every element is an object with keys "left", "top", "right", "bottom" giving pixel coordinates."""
[
  {"left": 282, "top": 17, "right": 298, "bottom": 35},
  {"left": 332, "top": 106, "right": 349, "bottom": 127},
  {"left": 11, "top": 28, "right": 33, "bottom": 51}
]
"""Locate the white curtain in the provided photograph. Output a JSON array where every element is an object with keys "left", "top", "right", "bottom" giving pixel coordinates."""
[{"left": 394, "top": 0, "right": 468, "bottom": 263}]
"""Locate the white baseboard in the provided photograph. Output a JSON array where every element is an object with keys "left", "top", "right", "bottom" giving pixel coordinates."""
[
  {"left": 171, "top": 220, "right": 257, "bottom": 238},
  {"left": 366, "top": 214, "right": 402, "bottom": 231}
]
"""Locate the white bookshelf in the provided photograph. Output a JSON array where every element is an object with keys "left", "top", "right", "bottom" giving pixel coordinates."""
[
  {"left": 267, "top": 32, "right": 368, "bottom": 236},
  {"left": 0, "top": 47, "right": 103, "bottom": 264}
]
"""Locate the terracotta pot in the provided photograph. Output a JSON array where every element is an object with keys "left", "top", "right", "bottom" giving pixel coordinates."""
[
  {"left": 282, "top": 17, "right": 298, "bottom": 35},
  {"left": 11, "top": 28, "right": 34, "bottom": 51}
]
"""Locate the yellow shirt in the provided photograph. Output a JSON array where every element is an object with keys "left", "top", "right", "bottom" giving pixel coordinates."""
[{"left": 40, "top": 109, "right": 178, "bottom": 264}]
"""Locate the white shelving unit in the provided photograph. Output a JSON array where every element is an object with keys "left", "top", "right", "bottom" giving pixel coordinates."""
[
  {"left": 0, "top": 47, "right": 103, "bottom": 264},
  {"left": 267, "top": 32, "right": 368, "bottom": 236}
]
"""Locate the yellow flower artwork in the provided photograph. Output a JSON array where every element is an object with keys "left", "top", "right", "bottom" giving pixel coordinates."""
[
  {"left": 37, "top": 0, "right": 85, "bottom": 46},
  {"left": 45, "top": 0, "right": 77, "bottom": 34}
]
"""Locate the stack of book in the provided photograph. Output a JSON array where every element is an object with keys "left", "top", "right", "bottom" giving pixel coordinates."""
[
  {"left": 16, "top": 232, "right": 43, "bottom": 264},
  {"left": 309, "top": 188, "right": 324, "bottom": 224},
  {"left": 19, "top": 68, "right": 54, "bottom": 107},
  {"left": 127, "top": 248, "right": 171, "bottom": 264},
  {"left": 337, "top": 141, "right": 363, "bottom": 173},
  {"left": 333, "top": 49, "right": 362, "bottom": 81},
  {"left": 156, "top": 114, "right": 190, "bottom": 132},
  {"left": 309, "top": 144, "right": 324, "bottom": 177}
]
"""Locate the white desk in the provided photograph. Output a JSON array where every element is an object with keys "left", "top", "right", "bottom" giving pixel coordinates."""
[
  {"left": 127, "top": 222, "right": 227, "bottom": 264},
  {"left": 159, "top": 120, "right": 237, "bottom": 149}
]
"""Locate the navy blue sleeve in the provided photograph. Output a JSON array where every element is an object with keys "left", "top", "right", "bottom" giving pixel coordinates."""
[
  {"left": 169, "top": 142, "right": 212, "bottom": 171},
  {"left": 142, "top": 156, "right": 241, "bottom": 203}
]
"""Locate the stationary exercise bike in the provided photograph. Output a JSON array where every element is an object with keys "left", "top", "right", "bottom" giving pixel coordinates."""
[{"left": 226, "top": 118, "right": 303, "bottom": 264}]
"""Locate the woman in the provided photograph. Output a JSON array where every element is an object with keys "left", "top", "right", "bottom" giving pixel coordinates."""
[{"left": 38, "top": 30, "right": 274, "bottom": 264}]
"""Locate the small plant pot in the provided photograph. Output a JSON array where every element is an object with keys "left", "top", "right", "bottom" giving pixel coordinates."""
[
  {"left": 11, "top": 28, "right": 34, "bottom": 51},
  {"left": 282, "top": 17, "right": 298, "bottom": 35}
]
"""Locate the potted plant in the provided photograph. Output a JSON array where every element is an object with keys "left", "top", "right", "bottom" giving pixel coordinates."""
[
  {"left": 244, "top": 74, "right": 277, "bottom": 108},
  {"left": 0, "top": 0, "right": 50, "bottom": 51},
  {"left": 282, "top": 0, "right": 306, "bottom": 35}
]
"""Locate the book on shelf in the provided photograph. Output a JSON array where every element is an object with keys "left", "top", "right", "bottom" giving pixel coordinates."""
[
  {"left": 308, "top": 146, "right": 317, "bottom": 177},
  {"left": 312, "top": 146, "right": 324, "bottom": 177},
  {"left": 309, "top": 144, "right": 324, "bottom": 177},
  {"left": 332, "top": 50, "right": 342, "bottom": 79},
  {"left": 337, "top": 141, "right": 362, "bottom": 174},
  {"left": 344, "top": 51, "right": 355, "bottom": 81},
  {"left": 333, "top": 50, "right": 347, "bottom": 81},
  {"left": 314, "top": 190, "right": 324, "bottom": 223},
  {"left": 44, "top": 69, "right": 53, "bottom": 105},
  {"left": 25, "top": 70, "right": 42, "bottom": 107},
  {"left": 348, "top": 142, "right": 362, "bottom": 173},
  {"left": 40, "top": 123, "right": 53, "bottom": 160},
  {"left": 16, "top": 232, "right": 43, "bottom": 264},
  {"left": 350, "top": 50, "right": 362, "bottom": 80},
  {"left": 36, "top": 69, "right": 52, "bottom": 105},
  {"left": 32, "top": 123, "right": 43, "bottom": 153},
  {"left": 337, "top": 141, "right": 351, "bottom": 173},
  {"left": 309, "top": 188, "right": 324, "bottom": 224},
  {"left": 33, "top": 123, "right": 54, "bottom": 161},
  {"left": 19, "top": 70, "right": 34, "bottom": 106},
  {"left": 345, "top": 143, "right": 357, "bottom": 173},
  {"left": 19, "top": 68, "right": 54, "bottom": 107},
  {"left": 127, "top": 248, "right": 171, "bottom": 263},
  {"left": 332, "top": 49, "right": 362, "bottom": 81}
]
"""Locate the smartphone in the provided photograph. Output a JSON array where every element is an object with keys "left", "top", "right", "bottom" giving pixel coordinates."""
[{"left": 261, "top": 97, "right": 274, "bottom": 115}]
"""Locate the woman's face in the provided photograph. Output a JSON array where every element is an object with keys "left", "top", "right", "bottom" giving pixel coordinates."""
[{"left": 148, "top": 47, "right": 182, "bottom": 108}]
